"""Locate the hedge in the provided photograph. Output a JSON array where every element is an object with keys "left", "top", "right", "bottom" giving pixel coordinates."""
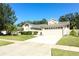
[
  {"left": 21, "top": 31, "right": 38, "bottom": 35},
  {"left": 21, "top": 31, "right": 32, "bottom": 35}
]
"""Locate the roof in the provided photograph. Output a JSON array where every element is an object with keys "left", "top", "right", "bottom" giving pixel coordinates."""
[
  {"left": 30, "top": 24, "right": 47, "bottom": 29},
  {"left": 31, "top": 22, "right": 70, "bottom": 29}
]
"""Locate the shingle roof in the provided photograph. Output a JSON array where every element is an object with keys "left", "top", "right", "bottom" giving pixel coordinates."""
[{"left": 31, "top": 22, "right": 70, "bottom": 29}]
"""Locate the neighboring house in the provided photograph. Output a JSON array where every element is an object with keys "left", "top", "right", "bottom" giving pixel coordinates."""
[
  {"left": 20, "top": 20, "right": 70, "bottom": 36},
  {"left": 48, "top": 19, "right": 58, "bottom": 25}
]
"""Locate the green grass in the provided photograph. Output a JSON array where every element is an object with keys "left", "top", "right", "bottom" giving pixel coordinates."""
[
  {"left": 51, "top": 48, "right": 79, "bottom": 56},
  {"left": 56, "top": 35, "right": 79, "bottom": 47},
  {"left": 51, "top": 35, "right": 79, "bottom": 56},
  {"left": 0, "top": 40, "right": 13, "bottom": 46},
  {"left": 0, "top": 35, "right": 35, "bottom": 41}
]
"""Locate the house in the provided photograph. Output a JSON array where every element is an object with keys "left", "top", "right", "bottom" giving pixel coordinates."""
[{"left": 21, "top": 20, "right": 70, "bottom": 36}]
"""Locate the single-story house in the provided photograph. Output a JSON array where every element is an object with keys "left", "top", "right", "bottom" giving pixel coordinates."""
[{"left": 20, "top": 20, "right": 70, "bottom": 36}]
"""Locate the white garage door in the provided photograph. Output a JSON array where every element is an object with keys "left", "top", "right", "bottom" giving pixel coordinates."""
[{"left": 42, "top": 29, "right": 63, "bottom": 39}]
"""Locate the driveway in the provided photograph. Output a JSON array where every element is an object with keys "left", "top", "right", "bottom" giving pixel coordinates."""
[
  {"left": 0, "top": 41, "right": 51, "bottom": 56},
  {"left": 0, "top": 35, "right": 62, "bottom": 56},
  {"left": 26, "top": 35, "right": 62, "bottom": 45}
]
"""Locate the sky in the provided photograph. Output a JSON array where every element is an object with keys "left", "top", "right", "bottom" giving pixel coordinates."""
[{"left": 10, "top": 3, "right": 79, "bottom": 24}]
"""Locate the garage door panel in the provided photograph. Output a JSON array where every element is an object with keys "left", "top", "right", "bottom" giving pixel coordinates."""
[{"left": 42, "top": 29, "right": 62, "bottom": 38}]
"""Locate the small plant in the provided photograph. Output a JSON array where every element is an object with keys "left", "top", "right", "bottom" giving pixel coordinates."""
[{"left": 70, "top": 29, "right": 78, "bottom": 36}]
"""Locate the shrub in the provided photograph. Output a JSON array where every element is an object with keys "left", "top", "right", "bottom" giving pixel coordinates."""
[
  {"left": 33, "top": 31, "right": 38, "bottom": 35},
  {"left": 70, "top": 29, "right": 78, "bottom": 36},
  {"left": 21, "top": 31, "right": 32, "bottom": 35}
]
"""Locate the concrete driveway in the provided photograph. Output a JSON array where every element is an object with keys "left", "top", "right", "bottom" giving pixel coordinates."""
[
  {"left": 0, "top": 41, "right": 51, "bottom": 56},
  {"left": 0, "top": 35, "right": 62, "bottom": 56},
  {"left": 26, "top": 35, "right": 62, "bottom": 45}
]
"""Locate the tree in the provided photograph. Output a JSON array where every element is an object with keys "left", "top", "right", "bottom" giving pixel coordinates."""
[
  {"left": 40, "top": 18, "right": 48, "bottom": 24},
  {"left": 5, "top": 23, "right": 17, "bottom": 32},
  {"left": 59, "top": 12, "right": 79, "bottom": 29},
  {"left": 0, "top": 3, "right": 17, "bottom": 32},
  {"left": 17, "top": 18, "right": 48, "bottom": 26},
  {"left": 59, "top": 16, "right": 68, "bottom": 22}
]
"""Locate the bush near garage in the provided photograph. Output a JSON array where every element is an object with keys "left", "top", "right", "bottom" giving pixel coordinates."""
[
  {"left": 21, "top": 31, "right": 38, "bottom": 35},
  {"left": 21, "top": 31, "right": 32, "bottom": 35},
  {"left": 70, "top": 29, "right": 78, "bottom": 36}
]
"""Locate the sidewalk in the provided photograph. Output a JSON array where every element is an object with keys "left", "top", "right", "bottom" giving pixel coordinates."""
[{"left": 51, "top": 45, "right": 79, "bottom": 52}]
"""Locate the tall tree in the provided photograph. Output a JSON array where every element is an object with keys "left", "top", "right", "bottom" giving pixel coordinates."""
[
  {"left": 59, "top": 12, "right": 79, "bottom": 29},
  {"left": 59, "top": 16, "right": 68, "bottom": 22},
  {"left": 0, "top": 3, "right": 17, "bottom": 32}
]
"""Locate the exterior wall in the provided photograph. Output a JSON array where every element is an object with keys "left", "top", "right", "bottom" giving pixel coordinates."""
[{"left": 22, "top": 24, "right": 31, "bottom": 31}]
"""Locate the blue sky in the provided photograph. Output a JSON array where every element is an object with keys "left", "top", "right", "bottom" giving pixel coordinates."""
[{"left": 10, "top": 3, "right": 79, "bottom": 24}]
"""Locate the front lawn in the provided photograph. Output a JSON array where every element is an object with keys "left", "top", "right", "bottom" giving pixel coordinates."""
[
  {"left": 51, "top": 35, "right": 79, "bottom": 56},
  {"left": 0, "top": 40, "right": 13, "bottom": 46},
  {"left": 51, "top": 48, "right": 79, "bottom": 56},
  {"left": 56, "top": 35, "right": 79, "bottom": 47},
  {"left": 0, "top": 35, "right": 35, "bottom": 41}
]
